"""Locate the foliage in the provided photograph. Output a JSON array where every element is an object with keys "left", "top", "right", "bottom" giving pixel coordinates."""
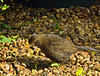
[
  {"left": 1, "top": 0, "right": 4, "bottom": 3},
  {"left": 0, "top": 22, "right": 12, "bottom": 28},
  {"left": 92, "top": 51, "right": 96, "bottom": 55},
  {"left": 0, "top": 45, "right": 4, "bottom": 50},
  {"left": 0, "top": 0, "right": 11, "bottom": 10},
  {"left": 19, "top": 21, "right": 35, "bottom": 27},
  {"left": 0, "top": 4, "right": 9, "bottom": 10},
  {"left": 19, "top": 17, "right": 38, "bottom": 27},
  {"left": 76, "top": 67, "right": 86, "bottom": 76},
  {"left": 53, "top": 14, "right": 62, "bottom": 31},
  {"left": 11, "top": 36, "right": 18, "bottom": 40},
  {"left": 0, "top": 20, "right": 36, "bottom": 29},
  {"left": 34, "top": 62, "right": 38, "bottom": 70},
  {"left": 0, "top": 35, "right": 18, "bottom": 50},
  {"left": 0, "top": 35, "right": 12, "bottom": 43},
  {"left": 50, "top": 62, "right": 60, "bottom": 67}
]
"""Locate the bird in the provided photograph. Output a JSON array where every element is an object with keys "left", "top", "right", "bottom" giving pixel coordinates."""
[{"left": 29, "top": 34, "right": 98, "bottom": 63}]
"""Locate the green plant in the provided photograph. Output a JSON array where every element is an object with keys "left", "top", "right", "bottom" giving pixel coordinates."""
[
  {"left": 53, "top": 14, "right": 62, "bottom": 31},
  {"left": 0, "top": 22, "right": 12, "bottom": 28},
  {"left": 76, "top": 67, "right": 86, "bottom": 76},
  {"left": 92, "top": 51, "right": 96, "bottom": 55},
  {"left": 0, "top": 4, "right": 9, "bottom": 10},
  {"left": 0, "top": 35, "right": 12, "bottom": 43},
  {"left": 0, "top": 45, "right": 4, "bottom": 50},
  {"left": 34, "top": 62, "right": 38, "bottom": 69},
  {"left": 50, "top": 62, "right": 60, "bottom": 67},
  {"left": 11, "top": 36, "right": 18, "bottom": 40},
  {"left": 0, "top": 35, "right": 14, "bottom": 50},
  {"left": 0, "top": 0, "right": 12, "bottom": 10},
  {"left": 19, "top": 17, "right": 38, "bottom": 27},
  {"left": 19, "top": 21, "right": 35, "bottom": 27}
]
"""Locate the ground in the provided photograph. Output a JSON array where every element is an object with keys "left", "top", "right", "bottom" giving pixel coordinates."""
[{"left": 0, "top": 1, "right": 100, "bottom": 76}]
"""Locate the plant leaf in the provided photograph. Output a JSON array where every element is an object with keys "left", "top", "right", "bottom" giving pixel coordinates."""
[
  {"left": 2, "top": 4, "right": 10, "bottom": 10},
  {"left": 19, "top": 21, "right": 35, "bottom": 27},
  {"left": 92, "top": 51, "right": 96, "bottom": 55},
  {"left": 1, "top": 0, "right": 4, "bottom": 3},
  {"left": 76, "top": 67, "right": 83, "bottom": 75},
  {"left": 0, "top": 35, "right": 12, "bottom": 43},
  {"left": 0, "top": 22, "right": 12, "bottom": 28},
  {"left": 0, "top": 45, "right": 4, "bottom": 50},
  {"left": 50, "top": 63, "right": 60, "bottom": 67},
  {"left": 35, "top": 62, "right": 38, "bottom": 70},
  {"left": 53, "top": 14, "right": 62, "bottom": 31}
]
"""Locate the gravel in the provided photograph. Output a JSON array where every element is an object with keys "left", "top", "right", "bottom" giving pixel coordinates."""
[{"left": 0, "top": 1, "right": 100, "bottom": 76}]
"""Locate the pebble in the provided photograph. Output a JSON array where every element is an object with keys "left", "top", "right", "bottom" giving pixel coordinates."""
[
  {"left": 0, "top": 2, "right": 100, "bottom": 76},
  {"left": 42, "top": 16, "right": 48, "bottom": 19},
  {"left": 47, "top": 72, "right": 53, "bottom": 76},
  {"left": 66, "top": 67, "right": 72, "bottom": 72},
  {"left": 49, "top": 19, "right": 54, "bottom": 23},
  {"left": 44, "top": 68, "right": 49, "bottom": 72},
  {"left": 38, "top": 69, "right": 43, "bottom": 74},
  {"left": 59, "top": 8, "right": 65, "bottom": 12},
  {"left": 53, "top": 69, "right": 60, "bottom": 74}
]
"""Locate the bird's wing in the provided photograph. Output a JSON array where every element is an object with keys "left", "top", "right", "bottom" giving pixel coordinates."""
[
  {"left": 47, "top": 47, "right": 73, "bottom": 62},
  {"left": 47, "top": 34, "right": 78, "bottom": 53}
]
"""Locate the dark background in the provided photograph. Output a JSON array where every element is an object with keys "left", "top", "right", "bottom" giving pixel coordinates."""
[{"left": 17, "top": 0, "right": 97, "bottom": 8}]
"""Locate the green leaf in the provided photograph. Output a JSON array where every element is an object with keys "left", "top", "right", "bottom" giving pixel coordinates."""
[
  {"left": 2, "top": 4, "right": 9, "bottom": 10},
  {"left": 0, "top": 35, "right": 12, "bottom": 43},
  {"left": 0, "top": 22, "right": 12, "bottom": 28},
  {"left": 0, "top": 45, "right": 4, "bottom": 50},
  {"left": 53, "top": 14, "right": 62, "bottom": 31},
  {"left": 92, "top": 51, "right": 96, "bottom": 55},
  {"left": 1, "top": 4, "right": 10, "bottom": 10},
  {"left": 19, "top": 21, "right": 35, "bottom": 27},
  {"left": 11, "top": 36, "right": 18, "bottom": 40},
  {"left": 34, "top": 62, "right": 38, "bottom": 70},
  {"left": 50, "top": 63, "right": 60, "bottom": 67},
  {"left": 1, "top": 0, "right": 4, "bottom": 3},
  {"left": 76, "top": 67, "right": 83, "bottom": 75}
]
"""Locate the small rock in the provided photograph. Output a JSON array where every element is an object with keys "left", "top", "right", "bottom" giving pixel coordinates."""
[
  {"left": 44, "top": 68, "right": 48, "bottom": 72},
  {"left": 42, "top": 16, "right": 48, "bottom": 19},
  {"left": 60, "top": 8, "right": 65, "bottom": 12},
  {"left": 53, "top": 69, "right": 60, "bottom": 74},
  {"left": 38, "top": 69, "right": 43, "bottom": 74},
  {"left": 47, "top": 72, "right": 53, "bottom": 76},
  {"left": 49, "top": 19, "right": 53, "bottom": 23},
  {"left": 56, "top": 9, "right": 60, "bottom": 13}
]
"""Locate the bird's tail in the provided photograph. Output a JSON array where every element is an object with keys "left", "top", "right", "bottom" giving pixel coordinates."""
[{"left": 76, "top": 46, "right": 98, "bottom": 51}]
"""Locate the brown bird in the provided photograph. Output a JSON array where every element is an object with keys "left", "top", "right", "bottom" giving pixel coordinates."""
[{"left": 29, "top": 34, "right": 98, "bottom": 63}]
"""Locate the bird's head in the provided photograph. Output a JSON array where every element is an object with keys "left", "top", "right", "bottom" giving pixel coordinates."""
[
  {"left": 29, "top": 34, "right": 46, "bottom": 46},
  {"left": 29, "top": 34, "right": 40, "bottom": 46},
  {"left": 29, "top": 34, "right": 37, "bottom": 43}
]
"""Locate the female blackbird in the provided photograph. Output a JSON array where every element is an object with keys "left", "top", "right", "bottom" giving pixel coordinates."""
[{"left": 29, "top": 34, "right": 98, "bottom": 63}]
